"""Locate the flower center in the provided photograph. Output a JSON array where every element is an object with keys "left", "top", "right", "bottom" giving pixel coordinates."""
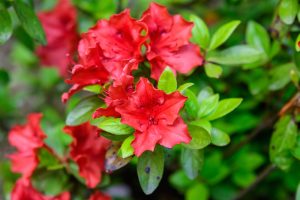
[{"left": 148, "top": 116, "right": 158, "bottom": 125}]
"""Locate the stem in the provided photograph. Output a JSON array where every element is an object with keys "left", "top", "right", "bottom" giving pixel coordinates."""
[
  {"left": 233, "top": 164, "right": 277, "bottom": 200},
  {"left": 224, "top": 115, "right": 278, "bottom": 158}
]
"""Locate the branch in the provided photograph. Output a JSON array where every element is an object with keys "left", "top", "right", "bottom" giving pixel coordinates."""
[{"left": 233, "top": 164, "right": 277, "bottom": 200}]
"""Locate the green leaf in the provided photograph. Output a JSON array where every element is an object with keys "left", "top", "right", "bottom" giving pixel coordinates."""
[
  {"left": 207, "top": 98, "right": 242, "bottom": 120},
  {"left": 177, "top": 83, "right": 194, "bottom": 93},
  {"left": 268, "top": 63, "right": 295, "bottom": 91},
  {"left": 0, "top": 69, "right": 10, "bottom": 86},
  {"left": 278, "top": 0, "right": 298, "bottom": 25},
  {"left": 246, "top": 21, "right": 270, "bottom": 54},
  {"left": 232, "top": 170, "right": 256, "bottom": 188},
  {"left": 296, "top": 182, "right": 300, "bottom": 200},
  {"left": 169, "top": 170, "right": 195, "bottom": 192},
  {"left": 184, "top": 89, "right": 200, "bottom": 119},
  {"left": 13, "top": 0, "right": 46, "bottom": 44},
  {"left": 118, "top": 135, "right": 134, "bottom": 158},
  {"left": 185, "top": 183, "right": 209, "bottom": 200},
  {"left": 207, "top": 45, "right": 264, "bottom": 65},
  {"left": 189, "top": 14, "right": 210, "bottom": 49},
  {"left": 0, "top": 7, "right": 12, "bottom": 44},
  {"left": 295, "top": 33, "right": 300, "bottom": 52},
  {"left": 91, "top": 117, "right": 134, "bottom": 135},
  {"left": 101, "top": 132, "right": 130, "bottom": 141},
  {"left": 158, "top": 67, "right": 177, "bottom": 93},
  {"left": 181, "top": 148, "right": 204, "bottom": 179},
  {"left": 204, "top": 63, "right": 223, "bottom": 78},
  {"left": 211, "top": 128, "right": 230, "bottom": 146},
  {"left": 197, "top": 87, "right": 214, "bottom": 104},
  {"left": 66, "top": 95, "right": 103, "bottom": 126},
  {"left": 183, "top": 125, "right": 211, "bottom": 149},
  {"left": 270, "top": 115, "right": 297, "bottom": 170},
  {"left": 137, "top": 146, "right": 164, "bottom": 195},
  {"left": 208, "top": 20, "right": 240, "bottom": 51},
  {"left": 189, "top": 119, "right": 212, "bottom": 133},
  {"left": 198, "top": 94, "right": 219, "bottom": 118}
]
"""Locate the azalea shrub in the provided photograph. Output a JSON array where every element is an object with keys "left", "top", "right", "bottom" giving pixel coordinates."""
[{"left": 0, "top": 0, "right": 300, "bottom": 200}]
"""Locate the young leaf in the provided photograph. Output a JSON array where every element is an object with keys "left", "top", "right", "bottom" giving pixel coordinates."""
[
  {"left": 278, "top": 0, "right": 298, "bottom": 25},
  {"left": 181, "top": 148, "right": 204, "bottom": 180},
  {"left": 66, "top": 95, "right": 103, "bottom": 126},
  {"left": 189, "top": 14, "right": 210, "bottom": 49},
  {"left": 0, "top": 7, "right": 12, "bottom": 44},
  {"left": 211, "top": 128, "right": 230, "bottom": 146},
  {"left": 183, "top": 125, "right": 211, "bottom": 149},
  {"left": 204, "top": 63, "right": 223, "bottom": 78},
  {"left": 189, "top": 119, "right": 212, "bottom": 133},
  {"left": 270, "top": 115, "right": 297, "bottom": 170},
  {"left": 137, "top": 146, "right": 164, "bottom": 195},
  {"left": 198, "top": 94, "right": 219, "bottom": 118},
  {"left": 158, "top": 67, "right": 177, "bottom": 94},
  {"left": 178, "top": 83, "right": 194, "bottom": 93},
  {"left": 207, "top": 45, "right": 264, "bottom": 65},
  {"left": 83, "top": 85, "right": 103, "bottom": 94},
  {"left": 91, "top": 117, "right": 134, "bottom": 135},
  {"left": 246, "top": 21, "right": 270, "bottom": 55},
  {"left": 208, "top": 20, "right": 240, "bottom": 51},
  {"left": 207, "top": 98, "right": 242, "bottom": 120},
  {"left": 13, "top": 0, "right": 46, "bottom": 44},
  {"left": 184, "top": 89, "right": 200, "bottom": 119},
  {"left": 118, "top": 135, "right": 135, "bottom": 158}
]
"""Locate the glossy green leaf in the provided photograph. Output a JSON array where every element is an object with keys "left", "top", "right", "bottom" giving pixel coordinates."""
[
  {"left": 189, "top": 119, "right": 212, "bottom": 133},
  {"left": 181, "top": 148, "right": 204, "bottom": 179},
  {"left": 83, "top": 85, "right": 103, "bottom": 94},
  {"left": 184, "top": 125, "right": 211, "bottom": 149},
  {"left": 91, "top": 117, "right": 134, "bottom": 135},
  {"left": 0, "top": 7, "right": 12, "bottom": 44},
  {"left": 190, "top": 15, "right": 210, "bottom": 49},
  {"left": 13, "top": 0, "right": 46, "bottom": 44},
  {"left": 137, "top": 146, "right": 164, "bottom": 195},
  {"left": 101, "top": 132, "right": 130, "bottom": 141},
  {"left": 246, "top": 21, "right": 270, "bottom": 54},
  {"left": 158, "top": 67, "right": 177, "bottom": 93},
  {"left": 207, "top": 98, "right": 242, "bottom": 120},
  {"left": 66, "top": 95, "right": 103, "bottom": 126},
  {"left": 211, "top": 128, "right": 230, "bottom": 146},
  {"left": 185, "top": 183, "right": 209, "bottom": 200},
  {"left": 268, "top": 63, "right": 295, "bottom": 91},
  {"left": 118, "top": 135, "right": 135, "bottom": 158},
  {"left": 204, "top": 63, "right": 223, "bottom": 78},
  {"left": 270, "top": 115, "right": 297, "bottom": 170},
  {"left": 184, "top": 89, "right": 200, "bottom": 119},
  {"left": 207, "top": 45, "right": 264, "bottom": 65},
  {"left": 197, "top": 87, "right": 214, "bottom": 104},
  {"left": 278, "top": 0, "right": 298, "bottom": 25},
  {"left": 208, "top": 20, "right": 240, "bottom": 51},
  {"left": 198, "top": 94, "right": 219, "bottom": 118},
  {"left": 177, "top": 83, "right": 194, "bottom": 93}
]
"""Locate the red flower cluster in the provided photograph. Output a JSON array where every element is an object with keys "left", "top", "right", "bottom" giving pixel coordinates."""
[
  {"left": 7, "top": 114, "right": 111, "bottom": 198},
  {"left": 64, "top": 122, "right": 110, "bottom": 188},
  {"left": 36, "top": 0, "right": 79, "bottom": 77},
  {"left": 62, "top": 3, "right": 203, "bottom": 102}
]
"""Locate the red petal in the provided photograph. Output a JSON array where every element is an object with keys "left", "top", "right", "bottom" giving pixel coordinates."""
[
  {"left": 89, "top": 191, "right": 111, "bottom": 200},
  {"left": 131, "top": 127, "right": 162, "bottom": 157},
  {"left": 158, "top": 117, "right": 191, "bottom": 148},
  {"left": 64, "top": 123, "right": 110, "bottom": 188}
]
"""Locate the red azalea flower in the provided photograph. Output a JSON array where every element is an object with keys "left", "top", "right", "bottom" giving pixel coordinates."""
[
  {"left": 36, "top": 0, "right": 79, "bottom": 77},
  {"left": 7, "top": 113, "right": 46, "bottom": 182},
  {"left": 11, "top": 179, "right": 70, "bottom": 200},
  {"left": 89, "top": 191, "right": 111, "bottom": 200},
  {"left": 116, "top": 78, "right": 191, "bottom": 156},
  {"left": 141, "top": 3, "right": 203, "bottom": 80},
  {"left": 62, "top": 9, "right": 146, "bottom": 102},
  {"left": 93, "top": 74, "right": 134, "bottom": 118},
  {"left": 63, "top": 122, "right": 110, "bottom": 188}
]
